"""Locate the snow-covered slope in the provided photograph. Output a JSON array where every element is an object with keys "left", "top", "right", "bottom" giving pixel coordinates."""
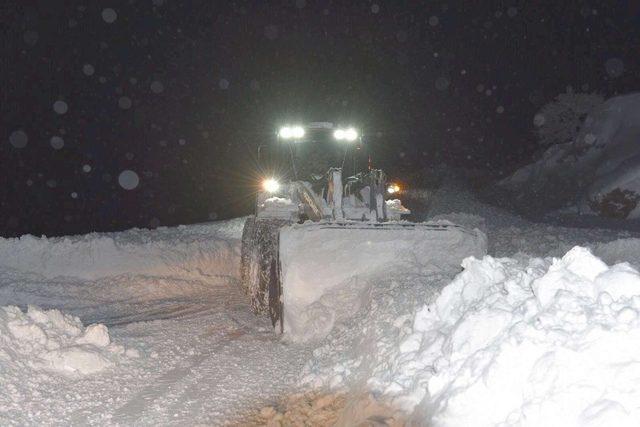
[{"left": 501, "top": 93, "right": 640, "bottom": 219}]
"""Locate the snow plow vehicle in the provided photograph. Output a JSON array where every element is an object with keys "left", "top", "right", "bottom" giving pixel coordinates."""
[{"left": 241, "top": 122, "right": 486, "bottom": 337}]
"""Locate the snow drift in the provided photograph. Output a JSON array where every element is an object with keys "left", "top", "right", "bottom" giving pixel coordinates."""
[
  {"left": 299, "top": 246, "right": 640, "bottom": 426},
  {"left": 0, "top": 219, "right": 244, "bottom": 281},
  {"left": 0, "top": 305, "right": 136, "bottom": 376},
  {"left": 279, "top": 221, "right": 487, "bottom": 342},
  {"left": 502, "top": 93, "right": 640, "bottom": 219}
]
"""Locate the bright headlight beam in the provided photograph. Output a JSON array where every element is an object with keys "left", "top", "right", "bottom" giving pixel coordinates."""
[
  {"left": 279, "top": 127, "right": 292, "bottom": 139},
  {"left": 291, "top": 126, "right": 305, "bottom": 138},
  {"left": 279, "top": 125, "right": 305, "bottom": 139},
  {"left": 344, "top": 128, "right": 358, "bottom": 141},
  {"left": 262, "top": 178, "right": 280, "bottom": 193},
  {"left": 334, "top": 127, "right": 358, "bottom": 141}
]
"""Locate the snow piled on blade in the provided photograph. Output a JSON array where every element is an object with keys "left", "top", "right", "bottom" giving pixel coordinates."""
[
  {"left": 299, "top": 246, "right": 640, "bottom": 426},
  {"left": 0, "top": 305, "right": 136, "bottom": 377},
  {"left": 279, "top": 221, "right": 487, "bottom": 342}
]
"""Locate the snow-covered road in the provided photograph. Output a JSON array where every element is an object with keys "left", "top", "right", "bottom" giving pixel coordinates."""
[{"left": 0, "top": 219, "right": 312, "bottom": 425}]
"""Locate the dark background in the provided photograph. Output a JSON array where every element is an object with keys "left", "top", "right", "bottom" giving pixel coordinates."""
[{"left": 2, "top": 0, "right": 639, "bottom": 237}]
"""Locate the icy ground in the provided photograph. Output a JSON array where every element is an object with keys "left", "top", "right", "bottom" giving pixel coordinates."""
[{"left": 2, "top": 185, "right": 640, "bottom": 425}]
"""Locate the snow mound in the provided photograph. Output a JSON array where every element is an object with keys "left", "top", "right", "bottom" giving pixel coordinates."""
[
  {"left": 0, "top": 305, "right": 136, "bottom": 376},
  {"left": 502, "top": 93, "right": 640, "bottom": 219},
  {"left": 422, "top": 247, "right": 640, "bottom": 426},
  {"left": 0, "top": 219, "right": 244, "bottom": 281},
  {"left": 301, "top": 246, "right": 640, "bottom": 426}
]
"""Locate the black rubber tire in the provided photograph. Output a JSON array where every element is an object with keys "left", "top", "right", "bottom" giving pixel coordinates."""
[{"left": 240, "top": 216, "right": 289, "bottom": 328}]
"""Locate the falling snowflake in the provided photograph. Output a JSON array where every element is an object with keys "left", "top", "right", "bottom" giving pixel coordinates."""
[
  {"left": 71, "top": 192, "right": 78, "bottom": 199},
  {"left": 371, "top": 4, "right": 380, "bottom": 14},
  {"left": 496, "top": 106, "right": 505, "bottom": 114},
  {"left": 118, "top": 96, "right": 132, "bottom": 109},
  {"left": 605, "top": 58, "right": 624, "bottom": 78},
  {"left": 150, "top": 81, "right": 164, "bottom": 94},
  {"left": 219, "top": 79, "right": 229, "bottom": 90},
  {"left": 83, "top": 64, "right": 95, "bottom": 76},
  {"left": 102, "top": 8, "right": 117, "bottom": 24},
  {"left": 53, "top": 100, "right": 68, "bottom": 115},
  {"left": 435, "top": 77, "right": 450, "bottom": 91},
  {"left": 118, "top": 170, "right": 140, "bottom": 190},
  {"left": 9, "top": 130, "right": 28, "bottom": 148},
  {"left": 50, "top": 136, "right": 64, "bottom": 150},
  {"left": 82, "top": 164, "right": 92, "bottom": 173},
  {"left": 429, "top": 16, "right": 439, "bottom": 26}
]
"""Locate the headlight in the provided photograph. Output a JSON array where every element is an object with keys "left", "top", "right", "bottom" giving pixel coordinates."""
[
  {"left": 262, "top": 178, "right": 281, "bottom": 193},
  {"left": 279, "top": 126, "right": 305, "bottom": 140},
  {"left": 387, "top": 183, "right": 401, "bottom": 194},
  {"left": 333, "top": 127, "right": 358, "bottom": 142}
]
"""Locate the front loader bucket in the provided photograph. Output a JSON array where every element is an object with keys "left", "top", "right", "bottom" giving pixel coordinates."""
[
  {"left": 278, "top": 221, "right": 487, "bottom": 342},
  {"left": 241, "top": 218, "right": 487, "bottom": 340}
]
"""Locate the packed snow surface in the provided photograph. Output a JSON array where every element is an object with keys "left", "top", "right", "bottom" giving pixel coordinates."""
[{"left": 0, "top": 218, "right": 313, "bottom": 425}]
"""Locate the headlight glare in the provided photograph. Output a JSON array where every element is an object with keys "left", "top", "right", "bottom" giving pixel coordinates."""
[
  {"left": 387, "top": 183, "right": 401, "bottom": 194},
  {"left": 334, "top": 127, "right": 358, "bottom": 142},
  {"left": 262, "top": 178, "right": 281, "bottom": 193},
  {"left": 279, "top": 125, "right": 305, "bottom": 139},
  {"left": 344, "top": 128, "right": 358, "bottom": 141}
]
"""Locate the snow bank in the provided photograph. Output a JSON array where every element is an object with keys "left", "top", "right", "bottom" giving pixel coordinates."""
[
  {"left": 0, "top": 305, "right": 136, "bottom": 376},
  {"left": 300, "top": 246, "right": 640, "bottom": 426},
  {"left": 0, "top": 219, "right": 244, "bottom": 281},
  {"left": 419, "top": 247, "right": 640, "bottom": 426},
  {"left": 279, "top": 221, "right": 487, "bottom": 342}
]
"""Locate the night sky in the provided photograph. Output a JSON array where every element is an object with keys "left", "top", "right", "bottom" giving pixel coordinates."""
[{"left": 2, "top": 1, "right": 640, "bottom": 237}]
